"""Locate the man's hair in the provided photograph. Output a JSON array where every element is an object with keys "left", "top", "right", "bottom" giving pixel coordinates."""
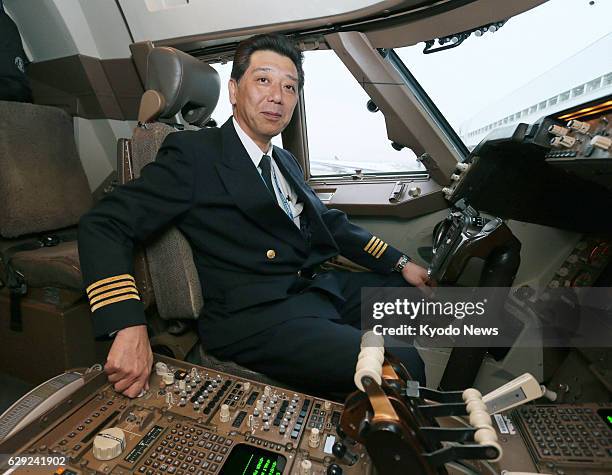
[{"left": 231, "top": 34, "right": 304, "bottom": 90}]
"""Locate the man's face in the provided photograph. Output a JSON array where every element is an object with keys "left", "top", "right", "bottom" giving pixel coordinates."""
[{"left": 229, "top": 50, "right": 299, "bottom": 149}]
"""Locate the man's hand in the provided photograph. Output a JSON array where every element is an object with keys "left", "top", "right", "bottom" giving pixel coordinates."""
[
  {"left": 104, "top": 325, "right": 153, "bottom": 398},
  {"left": 401, "top": 261, "right": 436, "bottom": 292}
]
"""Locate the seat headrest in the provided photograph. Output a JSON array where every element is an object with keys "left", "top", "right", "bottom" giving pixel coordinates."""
[{"left": 138, "top": 47, "right": 220, "bottom": 126}]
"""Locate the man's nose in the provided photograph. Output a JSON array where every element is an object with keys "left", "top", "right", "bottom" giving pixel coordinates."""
[{"left": 268, "top": 82, "right": 282, "bottom": 103}]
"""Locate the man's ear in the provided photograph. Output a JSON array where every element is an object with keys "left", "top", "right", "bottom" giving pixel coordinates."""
[{"left": 228, "top": 78, "right": 238, "bottom": 106}]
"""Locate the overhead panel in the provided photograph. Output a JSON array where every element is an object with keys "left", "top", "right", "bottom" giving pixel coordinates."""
[
  {"left": 364, "top": 0, "right": 547, "bottom": 48},
  {"left": 117, "top": 0, "right": 406, "bottom": 44}
]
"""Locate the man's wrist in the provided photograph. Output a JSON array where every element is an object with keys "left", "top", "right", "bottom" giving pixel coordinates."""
[{"left": 393, "top": 254, "right": 411, "bottom": 273}]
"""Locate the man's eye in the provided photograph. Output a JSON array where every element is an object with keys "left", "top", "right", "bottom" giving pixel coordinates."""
[
  {"left": 285, "top": 84, "right": 296, "bottom": 92},
  {"left": 257, "top": 77, "right": 268, "bottom": 83}
]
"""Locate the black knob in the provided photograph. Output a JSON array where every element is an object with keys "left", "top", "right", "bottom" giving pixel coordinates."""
[
  {"left": 327, "top": 463, "right": 343, "bottom": 475},
  {"left": 332, "top": 442, "right": 346, "bottom": 458}
]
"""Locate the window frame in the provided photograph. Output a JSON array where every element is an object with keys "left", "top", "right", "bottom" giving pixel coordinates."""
[{"left": 298, "top": 47, "right": 431, "bottom": 183}]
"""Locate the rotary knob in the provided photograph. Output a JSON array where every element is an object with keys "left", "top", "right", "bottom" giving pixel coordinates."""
[
  {"left": 408, "top": 186, "right": 421, "bottom": 197},
  {"left": 327, "top": 464, "right": 343, "bottom": 475},
  {"left": 93, "top": 427, "right": 126, "bottom": 461}
]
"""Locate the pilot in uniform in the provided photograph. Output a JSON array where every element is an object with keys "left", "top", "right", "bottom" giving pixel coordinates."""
[{"left": 78, "top": 35, "right": 426, "bottom": 396}]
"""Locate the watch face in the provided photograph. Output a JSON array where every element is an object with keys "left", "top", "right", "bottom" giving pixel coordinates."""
[{"left": 395, "top": 255, "right": 409, "bottom": 271}]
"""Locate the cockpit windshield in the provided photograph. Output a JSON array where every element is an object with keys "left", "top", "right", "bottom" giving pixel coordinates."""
[{"left": 395, "top": 0, "right": 612, "bottom": 150}]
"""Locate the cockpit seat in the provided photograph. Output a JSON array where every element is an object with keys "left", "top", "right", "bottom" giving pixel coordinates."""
[
  {"left": 0, "top": 100, "right": 109, "bottom": 383},
  {"left": 128, "top": 47, "right": 286, "bottom": 386},
  {"left": 0, "top": 100, "right": 91, "bottom": 297}
]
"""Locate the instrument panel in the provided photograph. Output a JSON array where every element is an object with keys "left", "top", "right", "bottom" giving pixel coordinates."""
[
  {"left": 439, "top": 95, "right": 612, "bottom": 232},
  {"left": 545, "top": 101, "right": 612, "bottom": 191},
  {"left": 0, "top": 357, "right": 368, "bottom": 475},
  {"left": 1, "top": 354, "right": 610, "bottom": 474}
]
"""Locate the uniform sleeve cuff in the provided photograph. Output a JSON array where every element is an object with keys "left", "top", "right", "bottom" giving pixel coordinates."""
[{"left": 86, "top": 274, "right": 146, "bottom": 337}]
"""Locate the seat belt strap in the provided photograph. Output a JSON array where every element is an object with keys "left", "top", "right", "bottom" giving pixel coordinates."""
[{"left": 0, "top": 231, "right": 76, "bottom": 331}]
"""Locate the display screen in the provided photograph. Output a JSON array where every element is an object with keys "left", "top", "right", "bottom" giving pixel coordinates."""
[
  {"left": 219, "top": 443, "right": 286, "bottom": 475},
  {"left": 598, "top": 408, "right": 612, "bottom": 431}
]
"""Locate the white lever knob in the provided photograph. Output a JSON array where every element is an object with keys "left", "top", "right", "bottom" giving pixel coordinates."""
[
  {"left": 354, "top": 356, "right": 383, "bottom": 391},
  {"left": 474, "top": 427, "right": 498, "bottom": 444},
  {"left": 360, "top": 331, "right": 384, "bottom": 349},
  {"left": 155, "top": 362, "right": 169, "bottom": 375},
  {"left": 469, "top": 409, "right": 493, "bottom": 428},
  {"left": 162, "top": 372, "right": 175, "bottom": 386},
  {"left": 358, "top": 347, "right": 384, "bottom": 364},
  {"left": 462, "top": 388, "right": 482, "bottom": 403},
  {"left": 466, "top": 399, "right": 488, "bottom": 414},
  {"left": 309, "top": 427, "right": 321, "bottom": 448},
  {"left": 219, "top": 404, "right": 230, "bottom": 423}
]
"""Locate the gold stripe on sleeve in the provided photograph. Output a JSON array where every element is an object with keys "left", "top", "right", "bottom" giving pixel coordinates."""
[
  {"left": 88, "top": 281, "right": 138, "bottom": 299},
  {"left": 91, "top": 293, "right": 141, "bottom": 313},
  {"left": 365, "top": 237, "right": 380, "bottom": 253},
  {"left": 89, "top": 288, "right": 139, "bottom": 306},
  {"left": 370, "top": 240, "right": 386, "bottom": 256},
  {"left": 86, "top": 274, "right": 135, "bottom": 295},
  {"left": 363, "top": 236, "right": 377, "bottom": 252},
  {"left": 374, "top": 243, "right": 388, "bottom": 258}
]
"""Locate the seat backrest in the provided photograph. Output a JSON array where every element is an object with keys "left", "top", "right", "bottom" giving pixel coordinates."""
[
  {"left": 130, "top": 47, "right": 220, "bottom": 320},
  {"left": 0, "top": 101, "right": 92, "bottom": 238}
]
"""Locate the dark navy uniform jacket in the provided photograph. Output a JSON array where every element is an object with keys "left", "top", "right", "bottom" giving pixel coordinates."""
[{"left": 78, "top": 118, "right": 403, "bottom": 348}]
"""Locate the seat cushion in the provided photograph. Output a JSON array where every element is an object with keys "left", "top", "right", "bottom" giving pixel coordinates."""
[{"left": 9, "top": 241, "right": 82, "bottom": 290}]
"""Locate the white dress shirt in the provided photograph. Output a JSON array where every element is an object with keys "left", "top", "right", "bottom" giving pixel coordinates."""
[{"left": 233, "top": 117, "right": 303, "bottom": 228}]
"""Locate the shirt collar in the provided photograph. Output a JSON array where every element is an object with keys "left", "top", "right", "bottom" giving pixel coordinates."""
[{"left": 232, "top": 117, "right": 272, "bottom": 168}]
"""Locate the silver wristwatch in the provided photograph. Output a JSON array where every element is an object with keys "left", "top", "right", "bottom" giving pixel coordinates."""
[{"left": 394, "top": 254, "right": 411, "bottom": 272}]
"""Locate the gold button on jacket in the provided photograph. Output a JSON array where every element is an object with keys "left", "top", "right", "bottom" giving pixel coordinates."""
[{"left": 266, "top": 249, "right": 276, "bottom": 259}]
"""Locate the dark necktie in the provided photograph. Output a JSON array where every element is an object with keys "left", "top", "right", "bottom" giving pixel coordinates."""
[{"left": 259, "top": 154, "right": 275, "bottom": 195}]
